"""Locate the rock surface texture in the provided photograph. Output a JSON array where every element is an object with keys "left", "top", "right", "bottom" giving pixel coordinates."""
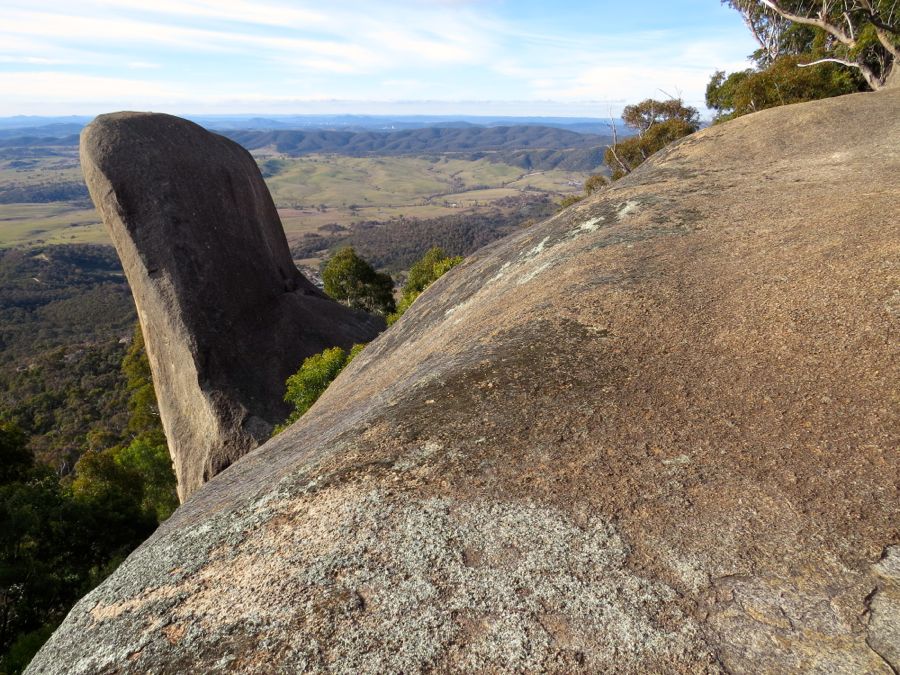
[
  {"left": 33, "top": 91, "right": 899, "bottom": 672},
  {"left": 79, "top": 113, "right": 384, "bottom": 501}
]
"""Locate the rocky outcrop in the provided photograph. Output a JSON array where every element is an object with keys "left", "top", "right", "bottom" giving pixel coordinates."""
[
  {"left": 32, "top": 89, "right": 899, "bottom": 673},
  {"left": 79, "top": 113, "right": 384, "bottom": 501}
]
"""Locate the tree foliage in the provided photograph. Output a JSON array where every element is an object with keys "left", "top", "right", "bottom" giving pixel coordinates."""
[
  {"left": 0, "top": 324, "right": 176, "bottom": 671},
  {"left": 583, "top": 173, "right": 609, "bottom": 196},
  {"left": 620, "top": 98, "right": 701, "bottom": 133},
  {"left": 279, "top": 247, "right": 465, "bottom": 429},
  {"left": 0, "top": 422, "right": 31, "bottom": 485},
  {"left": 556, "top": 172, "right": 610, "bottom": 211},
  {"left": 388, "top": 248, "right": 463, "bottom": 325},
  {"left": 121, "top": 326, "right": 164, "bottom": 445},
  {"left": 712, "top": 1, "right": 897, "bottom": 120},
  {"left": 0, "top": 439, "right": 158, "bottom": 673},
  {"left": 604, "top": 98, "right": 700, "bottom": 180},
  {"left": 706, "top": 54, "right": 862, "bottom": 119},
  {"left": 112, "top": 438, "right": 178, "bottom": 521},
  {"left": 557, "top": 194, "right": 584, "bottom": 210},
  {"left": 322, "top": 247, "right": 396, "bottom": 316},
  {"left": 278, "top": 344, "right": 366, "bottom": 430}
]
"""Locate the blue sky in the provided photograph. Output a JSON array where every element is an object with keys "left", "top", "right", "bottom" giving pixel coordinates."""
[{"left": 0, "top": 0, "right": 758, "bottom": 117}]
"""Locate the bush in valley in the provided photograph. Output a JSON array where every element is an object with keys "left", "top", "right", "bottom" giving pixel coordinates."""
[
  {"left": 388, "top": 247, "right": 463, "bottom": 325},
  {"left": 556, "top": 172, "right": 609, "bottom": 211},
  {"left": 583, "top": 173, "right": 608, "bottom": 195},
  {"left": 291, "top": 195, "right": 555, "bottom": 272},
  {"left": 322, "top": 247, "right": 396, "bottom": 316},
  {"left": 557, "top": 194, "right": 584, "bottom": 210},
  {"left": 277, "top": 344, "right": 366, "bottom": 431}
]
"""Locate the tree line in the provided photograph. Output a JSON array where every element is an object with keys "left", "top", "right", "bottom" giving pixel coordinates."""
[{"left": 291, "top": 195, "right": 554, "bottom": 272}]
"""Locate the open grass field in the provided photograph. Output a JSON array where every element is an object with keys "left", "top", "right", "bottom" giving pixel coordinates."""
[
  {"left": 0, "top": 151, "right": 591, "bottom": 252},
  {"left": 0, "top": 203, "right": 106, "bottom": 247},
  {"left": 0, "top": 155, "right": 82, "bottom": 186}
]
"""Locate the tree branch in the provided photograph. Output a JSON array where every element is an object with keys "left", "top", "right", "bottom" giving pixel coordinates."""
[
  {"left": 860, "top": 0, "right": 900, "bottom": 35},
  {"left": 844, "top": 11, "right": 855, "bottom": 41},
  {"left": 799, "top": 56, "right": 883, "bottom": 88},
  {"left": 759, "top": 0, "right": 856, "bottom": 45},
  {"left": 606, "top": 114, "right": 632, "bottom": 177},
  {"left": 798, "top": 56, "right": 859, "bottom": 67},
  {"left": 742, "top": 11, "right": 778, "bottom": 59},
  {"left": 874, "top": 24, "right": 900, "bottom": 59}
]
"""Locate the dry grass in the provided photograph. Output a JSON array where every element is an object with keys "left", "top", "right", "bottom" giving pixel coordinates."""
[{"left": 0, "top": 153, "right": 590, "bottom": 249}]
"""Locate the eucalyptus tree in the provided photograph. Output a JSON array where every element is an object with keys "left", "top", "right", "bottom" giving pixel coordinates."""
[{"left": 725, "top": 0, "right": 899, "bottom": 89}]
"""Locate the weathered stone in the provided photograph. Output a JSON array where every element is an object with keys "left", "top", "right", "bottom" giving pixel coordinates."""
[
  {"left": 31, "top": 89, "right": 899, "bottom": 672},
  {"left": 79, "top": 113, "right": 384, "bottom": 501}
]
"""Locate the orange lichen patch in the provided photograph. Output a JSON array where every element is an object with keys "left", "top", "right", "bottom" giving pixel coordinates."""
[
  {"left": 90, "top": 584, "right": 179, "bottom": 622},
  {"left": 162, "top": 622, "right": 186, "bottom": 645}
]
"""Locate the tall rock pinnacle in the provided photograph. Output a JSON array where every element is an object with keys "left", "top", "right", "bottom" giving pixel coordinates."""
[{"left": 80, "top": 112, "right": 384, "bottom": 501}]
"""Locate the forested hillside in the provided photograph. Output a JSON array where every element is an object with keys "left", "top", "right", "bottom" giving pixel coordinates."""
[
  {"left": 224, "top": 125, "right": 610, "bottom": 171},
  {"left": 291, "top": 196, "right": 554, "bottom": 271},
  {"left": 0, "top": 245, "right": 181, "bottom": 672},
  {"left": 0, "top": 125, "right": 611, "bottom": 173},
  {"left": 0, "top": 326, "right": 177, "bottom": 673},
  {"left": 0, "top": 246, "right": 133, "bottom": 364}
]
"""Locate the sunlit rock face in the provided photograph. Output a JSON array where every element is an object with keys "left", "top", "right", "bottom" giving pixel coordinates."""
[
  {"left": 31, "top": 88, "right": 900, "bottom": 673},
  {"left": 79, "top": 112, "right": 384, "bottom": 501}
]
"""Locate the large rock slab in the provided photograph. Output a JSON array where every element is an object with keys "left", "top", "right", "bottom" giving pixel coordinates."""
[
  {"left": 33, "top": 90, "right": 899, "bottom": 672},
  {"left": 79, "top": 113, "right": 384, "bottom": 501}
]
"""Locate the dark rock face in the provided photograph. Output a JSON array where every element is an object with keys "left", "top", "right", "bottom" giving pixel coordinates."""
[
  {"left": 31, "top": 90, "right": 899, "bottom": 673},
  {"left": 79, "top": 113, "right": 384, "bottom": 501}
]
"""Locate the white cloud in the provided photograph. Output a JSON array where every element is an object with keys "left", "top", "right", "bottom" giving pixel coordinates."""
[
  {"left": 87, "top": 0, "right": 327, "bottom": 28},
  {"left": 0, "top": 71, "right": 186, "bottom": 103},
  {"left": 0, "top": 55, "right": 69, "bottom": 65},
  {"left": 0, "top": 0, "right": 758, "bottom": 114}
]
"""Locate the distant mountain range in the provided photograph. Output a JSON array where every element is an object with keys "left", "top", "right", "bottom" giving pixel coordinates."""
[
  {"left": 0, "top": 119, "right": 620, "bottom": 171},
  {"left": 224, "top": 125, "right": 603, "bottom": 153},
  {"left": 221, "top": 125, "right": 611, "bottom": 170},
  {"left": 190, "top": 114, "right": 627, "bottom": 135},
  {"left": 0, "top": 114, "right": 627, "bottom": 138}
]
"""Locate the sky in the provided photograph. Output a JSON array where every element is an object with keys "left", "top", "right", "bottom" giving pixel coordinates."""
[{"left": 0, "top": 0, "right": 759, "bottom": 117}]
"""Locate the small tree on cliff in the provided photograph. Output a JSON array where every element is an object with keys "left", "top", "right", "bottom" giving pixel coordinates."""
[
  {"left": 722, "top": 1, "right": 898, "bottom": 91},
  {"left": 556, "top": 173, "right": 609, "bottom": 211},
  {"left": 387, "top": 247, "right": 462, "bottom": 325},
  {"left": 277, "top": 344, "right": 366, "bottom": 430},
  {"left": 322, "top": 247, "right": 396, "bottom": 316},
  {"left": 604, "top": 98, "right": 700, "bottom": 180}
]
